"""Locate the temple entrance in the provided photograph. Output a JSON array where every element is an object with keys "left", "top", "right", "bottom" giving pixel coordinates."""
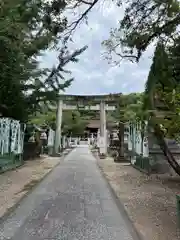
[{"left": 54, "top": 93, "right": 120, "bottom": 156}]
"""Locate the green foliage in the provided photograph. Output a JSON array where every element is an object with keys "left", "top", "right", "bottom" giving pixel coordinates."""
[
  {"left": 143, "top": 38, "right": 180, "bottom": 140},
  {"left": 29, "top": 111, "right": 56, "bottom": 129},
  {"left": 102, "top": 0, "right": 180, "bottom": 62},
  {"left": 112, "top": 93, "right": 145, "bottom": 123},
  {"left": 29, "top": 109, "right": 88, "bottom": 136},
  {"left": 0, "top": 0, "right": 87, "bottom": 121}
]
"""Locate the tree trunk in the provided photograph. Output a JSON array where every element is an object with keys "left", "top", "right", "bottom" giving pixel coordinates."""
[
  {"left": 153, "top": 123, "right": 180, "bottom": 176},
  {"left": 148, "top": 88, "right": 180, "bottom": 175}
]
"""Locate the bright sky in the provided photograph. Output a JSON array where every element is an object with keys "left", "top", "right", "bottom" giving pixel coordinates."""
[{"left": 39, "top": 1, "right": 154, "bottom": 95}]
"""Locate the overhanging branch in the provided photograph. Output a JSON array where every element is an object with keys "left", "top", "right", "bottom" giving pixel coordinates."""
[{"left": 64, "top": 0, "right": 99, "bottom": 39}]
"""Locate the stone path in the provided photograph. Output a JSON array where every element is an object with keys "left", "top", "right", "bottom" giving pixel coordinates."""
[
  {"left": 0, "top": 147, "right": 138, "bottom": 240},
  {"left": 0, "top": 156, "right": 62, "bottom": 219}
]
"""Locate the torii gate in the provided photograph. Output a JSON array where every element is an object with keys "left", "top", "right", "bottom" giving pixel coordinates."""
[{"left": 54, "top": 93, "right": 121, "bottom": 155}]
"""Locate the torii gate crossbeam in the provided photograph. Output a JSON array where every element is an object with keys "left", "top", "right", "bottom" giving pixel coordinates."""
[{"left": 54, "top": 93, "right": 121, "bottom": 155}]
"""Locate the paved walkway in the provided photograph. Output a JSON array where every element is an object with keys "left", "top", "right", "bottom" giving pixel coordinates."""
[{"left": 0, "top": 147, "right": 137, "bottom": 240}]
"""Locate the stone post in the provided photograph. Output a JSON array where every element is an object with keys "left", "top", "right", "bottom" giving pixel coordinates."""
[
  {"left": 54, "top": 99, "right": 63, "bottom": 155},
  {"left": 62, "top": 136, "right": 66, "bottom": 149},
  {"left": 128, "top": 124, "right": 132, "bottom": 151},
  {"left": 100, "top": 101, "right": 107, "bottom": 155}
]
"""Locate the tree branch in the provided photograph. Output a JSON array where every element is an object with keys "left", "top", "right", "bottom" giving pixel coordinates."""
[
  {"left": 80, "top": 0, "right": 92, "bottom": 5},
  {"left": 64, "top": 0, "right": 99, "bottom": 39},
  {"left": 44, "top": 45, "right": 88, "bottom": 90}
]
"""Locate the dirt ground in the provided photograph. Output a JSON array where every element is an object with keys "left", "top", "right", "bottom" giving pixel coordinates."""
[
  {"left": 97, "top": 157, "right": 180, "bottom": 240},
  {"left": 0, "top": 155, "right": 62, "bottom": 219}
]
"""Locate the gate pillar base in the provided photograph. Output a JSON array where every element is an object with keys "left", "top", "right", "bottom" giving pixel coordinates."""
[{"left": 99, "top": 153, "right": 106, "bottom": 159}]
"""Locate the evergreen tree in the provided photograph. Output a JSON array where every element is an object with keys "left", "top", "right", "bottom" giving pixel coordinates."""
[
  {"left": 0, "top": 0, "right": 87, "bottom": 121},
  {"left": 143, "top": 42, "right": 180, "bottom": 175}
]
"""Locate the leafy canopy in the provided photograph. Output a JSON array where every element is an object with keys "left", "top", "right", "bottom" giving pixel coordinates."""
[{"left": 0, "top": 0, "right": 87, "bottom": 121}]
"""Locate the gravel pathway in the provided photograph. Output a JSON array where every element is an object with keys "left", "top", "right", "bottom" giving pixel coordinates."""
[
  {"left": 0, "top": 156, "right": 61, "bottom": 219},
  {"left": 0, "top": 147, "right": 138, "bottom": 240},
  {"left": 97, "top": 157, "right": 180, "bottom": 240}
]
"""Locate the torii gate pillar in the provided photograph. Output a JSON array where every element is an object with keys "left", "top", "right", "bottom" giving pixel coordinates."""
[
  {"left": 53, "top": 93, "right": 120, "bottom": 155},
  {"left": 99, "top": 101, "right": 107, "bottom": 155}
]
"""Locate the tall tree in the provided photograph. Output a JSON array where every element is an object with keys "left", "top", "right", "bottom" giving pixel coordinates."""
[
  {"left": 111, "top": 93, "right": 144, "bottom": 161},
  {"left": 0, "top": 0, "right": 87, "bottom": 121},
  {"left": 103, "top": 0, "right": 180, "bottom": 62},
  {"left": 58, "top": 0, "right": 180, "bottom": 63},
  {"left": 144, "top": 42, "right": 180, "bottom": 175},
  {"left": 47, "top": 0, "right": 180, "bottom": 64},
  {"left": 27, "top": 45, "right": 88, "bottom": 116}
]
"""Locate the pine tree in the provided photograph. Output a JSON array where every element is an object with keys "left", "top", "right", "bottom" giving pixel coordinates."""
[{"left": 0, "top": 0, "right": 87, "bottom": 121}]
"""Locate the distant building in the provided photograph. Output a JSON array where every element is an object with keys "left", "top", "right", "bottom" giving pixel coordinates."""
[{"left": 85, "top": 119, "right": 117, "bottom": 136}]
